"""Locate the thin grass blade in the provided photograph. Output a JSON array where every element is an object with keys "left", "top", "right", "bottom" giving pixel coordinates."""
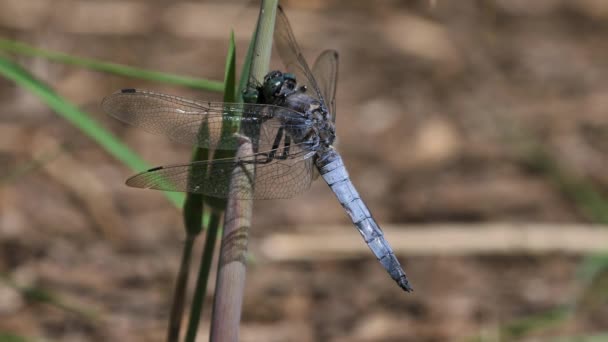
[
  {"left": 185, "top": 210, "right": 221, "bottom": 342},
  {"left": 185, "top": 31, "right": 240, "bottom": 342},
  {"left": 237, "top": 23, "right": 259, "bottom": 99},
  {"left": 0, "top": 38, "right": 223, "bottom": 92},
  {"left": 165, "top": 32, "right": 238, "bottom": 342},
  {"left": 166, "top": 235, "right": 195, "bottom": 342},
  {"left": 0, "top": 333, "right": 36, "bottom": 342}
]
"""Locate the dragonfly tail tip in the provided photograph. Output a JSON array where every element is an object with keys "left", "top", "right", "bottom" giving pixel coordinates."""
[{"left": 398, "top": 277, "right": 414, "bottom": 293}]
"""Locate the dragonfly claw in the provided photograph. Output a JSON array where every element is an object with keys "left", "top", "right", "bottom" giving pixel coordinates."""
[{"left": 398, "top": 277, "right": 414, "bottom": 292}]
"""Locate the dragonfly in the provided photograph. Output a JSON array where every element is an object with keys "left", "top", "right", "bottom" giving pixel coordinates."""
[{"left": 102, "top": 6, "right": 412, "bottom": 292}]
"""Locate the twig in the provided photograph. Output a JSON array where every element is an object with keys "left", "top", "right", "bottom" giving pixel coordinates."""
[{"left": 260, "top": 223, "right": 608, "bottom": 260}]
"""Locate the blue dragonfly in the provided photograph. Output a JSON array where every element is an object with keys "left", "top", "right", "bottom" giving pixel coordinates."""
[{"left": 102, "top": 6, "right": 412, "bottom": 292}]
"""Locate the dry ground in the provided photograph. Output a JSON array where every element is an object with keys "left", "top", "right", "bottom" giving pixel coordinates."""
[{"left": 1, "top": 0, "right": 608, "bottom": 341}]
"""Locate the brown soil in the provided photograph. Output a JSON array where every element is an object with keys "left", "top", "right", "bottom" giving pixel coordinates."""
[{"left": 1, "top": 1, "right": 607, "bottom": 341}]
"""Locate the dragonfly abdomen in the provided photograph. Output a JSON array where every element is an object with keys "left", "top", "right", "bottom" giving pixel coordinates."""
[{"left": 316, "top": 148, "right": 413, "bottom": 292}]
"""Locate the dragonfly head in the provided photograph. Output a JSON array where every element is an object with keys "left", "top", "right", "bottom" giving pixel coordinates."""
[
  {"left": 242, "top": 86, "right": 259, "bottom": 103},
  {"left": 262, "top": 70, "right": 298, "bottom": 102}
]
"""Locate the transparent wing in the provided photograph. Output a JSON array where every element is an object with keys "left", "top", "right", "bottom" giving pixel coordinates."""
[
  {"left": 102, "top": 88, "right": 311, "bottom": 151},
  {"left": 274, "top": 6, "right": 327, "bottom": 107},
  {"left": 312, "top": 50, "right": 339, "bottom": 122},
  {"left": 126, "top": 143, "right": 315, "bottom": 199}
]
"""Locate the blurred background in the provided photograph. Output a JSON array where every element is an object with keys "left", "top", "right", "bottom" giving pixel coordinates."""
[{"left": 1, "top": 0, "right": 608, "bottom": 341}]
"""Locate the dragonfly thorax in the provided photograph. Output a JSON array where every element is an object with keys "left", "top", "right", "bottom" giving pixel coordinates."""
[{"left": 260, "top": 70, "right": 335, "bottom": 151}]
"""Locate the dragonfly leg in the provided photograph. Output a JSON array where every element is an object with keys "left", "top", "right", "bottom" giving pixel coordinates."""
[
  {"left": 267, "top": 126, "right": 284, "bottom": 161},
  {"left": 243, "top": 127, "right": 285, "bottom": 164},
  {"left": 275, "top": 134, "right": 291, "bottom": 160},
  {"left": 263, "top": 126, "right": 285, "bottom": 163}
]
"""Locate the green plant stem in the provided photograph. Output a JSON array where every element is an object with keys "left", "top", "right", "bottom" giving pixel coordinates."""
[
  {"left": 166, "top": 235, "right": 195, "bottom": 342},
  {"left": 177, "top": 31, "right": 238, "bottom": 342},
  {"left": 167, "top": 138, "right": 209, "bottom": 342},
  {"left": 0, "top": 332, "right": 37, "bottom": 342},
  {"left": 236, "top": 24, "right": 258, "bottom": 100},
  {"left": 210, "top": 1, "right": 278, "bottom": 341},
  {"left": 247, "top": 4, "right": 277, "bottom": 84},
  {"left": 0, "top": 39, "right": 223, "bottom": 92},
  {"left": 184, "top": 211, "right": 221, "bottom": 342}
]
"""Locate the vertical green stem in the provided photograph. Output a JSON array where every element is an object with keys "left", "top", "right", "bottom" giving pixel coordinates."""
[
  {"left": 166, "top": 235, "right": 196, "bottom": 342},
  {"left": 182, "top": 31, "right": 237, "bottom": 341},
  {"left": 184, "top": 211, "right": 221, "bottom": 342},
  {"left": 248, "top": 2, "right": 278, "bottom": 83},
  {"left": 166, "top": 134, "right": 209, "bottom": 342}
]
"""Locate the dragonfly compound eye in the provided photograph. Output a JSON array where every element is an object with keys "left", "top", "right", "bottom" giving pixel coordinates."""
[
  {"left": 272, "top": 80, "right": 283, "bottom": 95},
  {"left": 265, "top": 70, "right": 282, "bottom": 81},
  {"left": 283, "top": 73, "right": 296, "bottom": 82}
]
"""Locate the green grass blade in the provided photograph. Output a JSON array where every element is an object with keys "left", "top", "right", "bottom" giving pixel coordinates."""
[
  {"left": 182, "top": 30, "right": 239, "bottom": 233},
  {"left": 222, "top": 32, "right": 238, "bottom": 103},
  {"left": 185, "top": 210, "right": 221, "bottom": 342},
  {"left": 165, "top": 235, "right": 195, "bottom": 342},
  {"left": 204, "top": 30, "right": 239, "bottom": 211},
  {"left": 185, "top": 31, "right": 239, "bottom": 342},
  {"left": 550, "top": 333, "right": 608, "bottom": 342},
  {"left": 0, "top": 333, "right": 35, "bottom": 342},
  {"left": 0, "top": 55, "right": 184, "bottom": 207},
  {"left": 182, "top": 133, "right": 209, "bottom": 236},
  {"left": 140, "top": 33, "right": 238, "bottom": 342},
  {"left": 0, "top": 38, "right": 223, "bottom": 92},
  {"left": 237, "top": 24, "right": 258, "bottom": 100},
  {"left": 167, "top": 30, "right": 235, "bottom": 341}
]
